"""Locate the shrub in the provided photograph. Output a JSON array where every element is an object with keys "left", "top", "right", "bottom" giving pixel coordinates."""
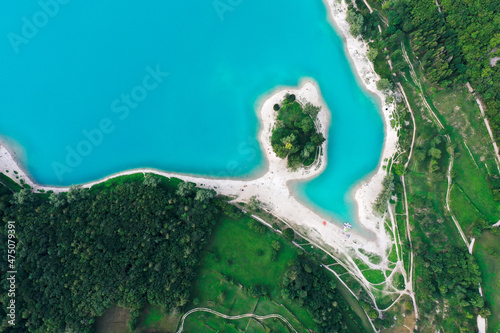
[
  {"left": 248, "top": 220, "right": 266, "bottom": 234},
  {"left": 376, "top": 78, "right": 393, "bottom": 92},
  {"left": 284, "top": 93, "right": 296, "bottom": 103},
  {"left": 283, "top": 228, "right": 295, "bottom": 241},
  {"left": 273, "top": 103, "right": 280, "bottom": 111}
]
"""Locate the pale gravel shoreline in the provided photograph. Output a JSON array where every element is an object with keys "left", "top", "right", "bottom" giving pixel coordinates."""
[{"left": 0, "top": 0, "right": 398, "bottom": 260}]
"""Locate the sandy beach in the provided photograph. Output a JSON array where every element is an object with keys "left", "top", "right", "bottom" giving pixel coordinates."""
[{"left": 0, "top": 0, "right": 398, "bottom": 262}]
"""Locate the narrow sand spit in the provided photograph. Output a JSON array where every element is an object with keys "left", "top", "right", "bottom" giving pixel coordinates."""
[{"left": 1, "top": 0, "right": 397, "bottom": 259}]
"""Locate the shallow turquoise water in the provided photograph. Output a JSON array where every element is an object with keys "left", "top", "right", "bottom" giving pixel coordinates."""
[{"left": 0, "top": 0, "right": 383, "bottom": 227}]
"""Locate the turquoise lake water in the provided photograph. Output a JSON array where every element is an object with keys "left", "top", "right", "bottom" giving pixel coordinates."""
[{"left": 0, "top": 0, "right": 383, "bottom": 227}]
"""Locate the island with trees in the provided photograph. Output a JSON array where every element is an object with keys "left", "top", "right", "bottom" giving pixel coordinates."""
[{"left": 271, "top": 93, "right": 325, "bottom": 170}]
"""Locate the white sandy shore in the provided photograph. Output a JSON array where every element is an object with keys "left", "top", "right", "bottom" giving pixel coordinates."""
[
  {"left": 0, "top": 0, "right": 397, "bottom": 260},
  {"left": 325, "top": 0, "right": 398, "bottom": 254}
]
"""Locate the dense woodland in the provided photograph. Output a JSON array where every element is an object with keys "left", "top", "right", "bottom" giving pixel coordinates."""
[
  {"left": 360, "top": 0, "right": 500, "bottom": 142},
  {"left": 416, "top": 246, "right": 489, "bottom": 325},
  {"left": 0, "top": 177, "right": 220, "bottom": 332},
  {"left": 271, "top": 94, "right": 325, "bottom": 170}
]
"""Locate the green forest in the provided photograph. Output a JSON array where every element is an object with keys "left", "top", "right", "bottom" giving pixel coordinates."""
[
  {"left": 345, "top": 0, "right": 500, "bottom": 330},
  {"left": 368, "top": 0, "right": 500, "bottom": 142},
  {"left": 0, "top": 174, "right": 362, "bottom": 332},
  {"left": 0, "top": 176, "right": 220, "bottom": 332},
  {"left": 271, "top": 94, "right": 325, "bottom": 170}
]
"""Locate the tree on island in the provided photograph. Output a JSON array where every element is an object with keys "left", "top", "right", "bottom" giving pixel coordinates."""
[
  {"left": 303, "top": 102, "right": 322, "bottom": 119},
  {"left": 270, "top": 96, "right": 325, "bottom": 170}
]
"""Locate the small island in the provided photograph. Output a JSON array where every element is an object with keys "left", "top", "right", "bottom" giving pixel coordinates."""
[{"left": 271, "top": 93, "right": 325, "bottom": 170}]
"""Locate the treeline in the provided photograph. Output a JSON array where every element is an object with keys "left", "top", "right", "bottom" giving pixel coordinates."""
[
  {"left": 281, "top": 258, "right": 365, "bottom": 333},
  {"left": 0, "top": 177, "right": 220, "bottom": 332},
  {"left": 415, "top": 245, "right": 490, "bottom": 327}
]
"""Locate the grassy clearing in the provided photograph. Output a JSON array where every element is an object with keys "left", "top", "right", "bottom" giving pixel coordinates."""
[
  {"left": 452, "top": 144, "right": 500, "bottom": 224},
  {"left": 388, "top": 244, "right": 398, "bottom": 263},
  {"left": 196, "top": 215, "right": 299, "bottom": 299},
  {"left": 0, "top": 172, "right": 22, "bottom": 192},
  {"left": 94, "top": 307, "right": 130, "bottom": 333},
  {"left": 89, "top": 173, "right": 145, "bottom": 193},
  {"left": 430, "top": 86, "right": 499, "bottom": 178},
  {"left": 136, "top": 214, "right": 320, "bottom": 333},
  {"left": 362, "top": 269, "right": 386, "bottom": 284},
  {"left": 474, "top": 230, "right": 500, "bottom": 332},
  {"left": 134, "top": 305, "right": 183, "bottom": 332},
  {"left": 182, "top": 215, "right": 317, "bottom": 333},
  {"left": 449, "top": 185, "right": 484, "bottom": 236},
  {"left": 136, "top": 213, "right": 370, "bottom": 332}
]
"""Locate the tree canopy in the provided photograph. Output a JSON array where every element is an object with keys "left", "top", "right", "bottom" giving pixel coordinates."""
[
  {"left": 271, "top": 97, "right": 325, "bottom": 170},
  {"left": 0, "top": 179, "right": 220, "bottom": 332}
]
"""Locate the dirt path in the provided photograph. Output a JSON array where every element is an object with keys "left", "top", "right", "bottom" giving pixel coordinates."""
[
  {"left": 446, "top": 167, "right": 470, "bottom": 247},
  {"left": 394, "top": 80, "right": 419, "bottom": 319},
  {"left": 466, "top": 82, "right": 500, "bottom": 173},
  {"left": 400, "top": 43, "right": 470, "bottom": 249},
  {"left": 401, "top": 43, "right": 444, "bottom": 130},
  {"left": 0, "top": 180, "right": 14, "bottom": 193},
  {"left": 401, "top": 175, "right": 419, "bottom": 319},
  {"left": 397, "top": 83, "right": 416, "bottom": 170},
  {"left": 435, "top": 0, "right": 442, "bottom": 13},
  {"left": 249, "top": 212, "right": 381, "bottom": 332},
  {"left": 175, "top": 308, "right": 298, "bottom": 333}
]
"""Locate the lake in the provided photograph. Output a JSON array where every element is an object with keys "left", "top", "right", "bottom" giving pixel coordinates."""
[{"left": 0, "top": 0, "right": 383, "bottom": 226}]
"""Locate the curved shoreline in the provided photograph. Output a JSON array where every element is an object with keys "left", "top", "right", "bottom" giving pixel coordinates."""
[
  {"left": 323, "top": 0, "right": 397, "bottom": 254},
  {"left": 0, "top": 79, "right": 390, "bottom": 257},
  {"left": 0, "top": 0, "right": 397, "bottom": 259}
]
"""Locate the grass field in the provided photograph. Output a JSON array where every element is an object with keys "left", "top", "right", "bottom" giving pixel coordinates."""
[
  {"left": 133, "top": 214, "right": 369, "bottom": 333},
  {"left": 181, "top": 215, "right": 318, "bottom": 333},
  {"left": 132, "top": 214, "right": 319, "bottom": 333},
  {"left": 474, "top": 230, "right": 500, "bottom": 332}
]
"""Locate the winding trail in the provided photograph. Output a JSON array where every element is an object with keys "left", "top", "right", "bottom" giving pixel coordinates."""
[
  {"left": 399, "top": 40, "right": 492, "bottom": 333},
  {"left": 395, "top": 81, "right": 419, "bottom": 318},
  {"left": 397, "top": 83, "right": 416, "bottom": 170},
  {"left": 466, "top": 82, "right": 500, "bottom": 173},
  {"left": 446, "top": 167, "right": 469, "bottom": 247},
  {"left": 175, "top": 308, "right": 298, "bottom": 333},
  {"left": 401, "top": 175, "right": 418, "bottom": 319},
  {"left": 401, "top": 44, "right": 444, "bottom": 130},
  {"left": 400, "top": 43, "right": 470, "bottom": 248},
  {"left": 249, "top": 212, "right": 379, "bottom": 333}
]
